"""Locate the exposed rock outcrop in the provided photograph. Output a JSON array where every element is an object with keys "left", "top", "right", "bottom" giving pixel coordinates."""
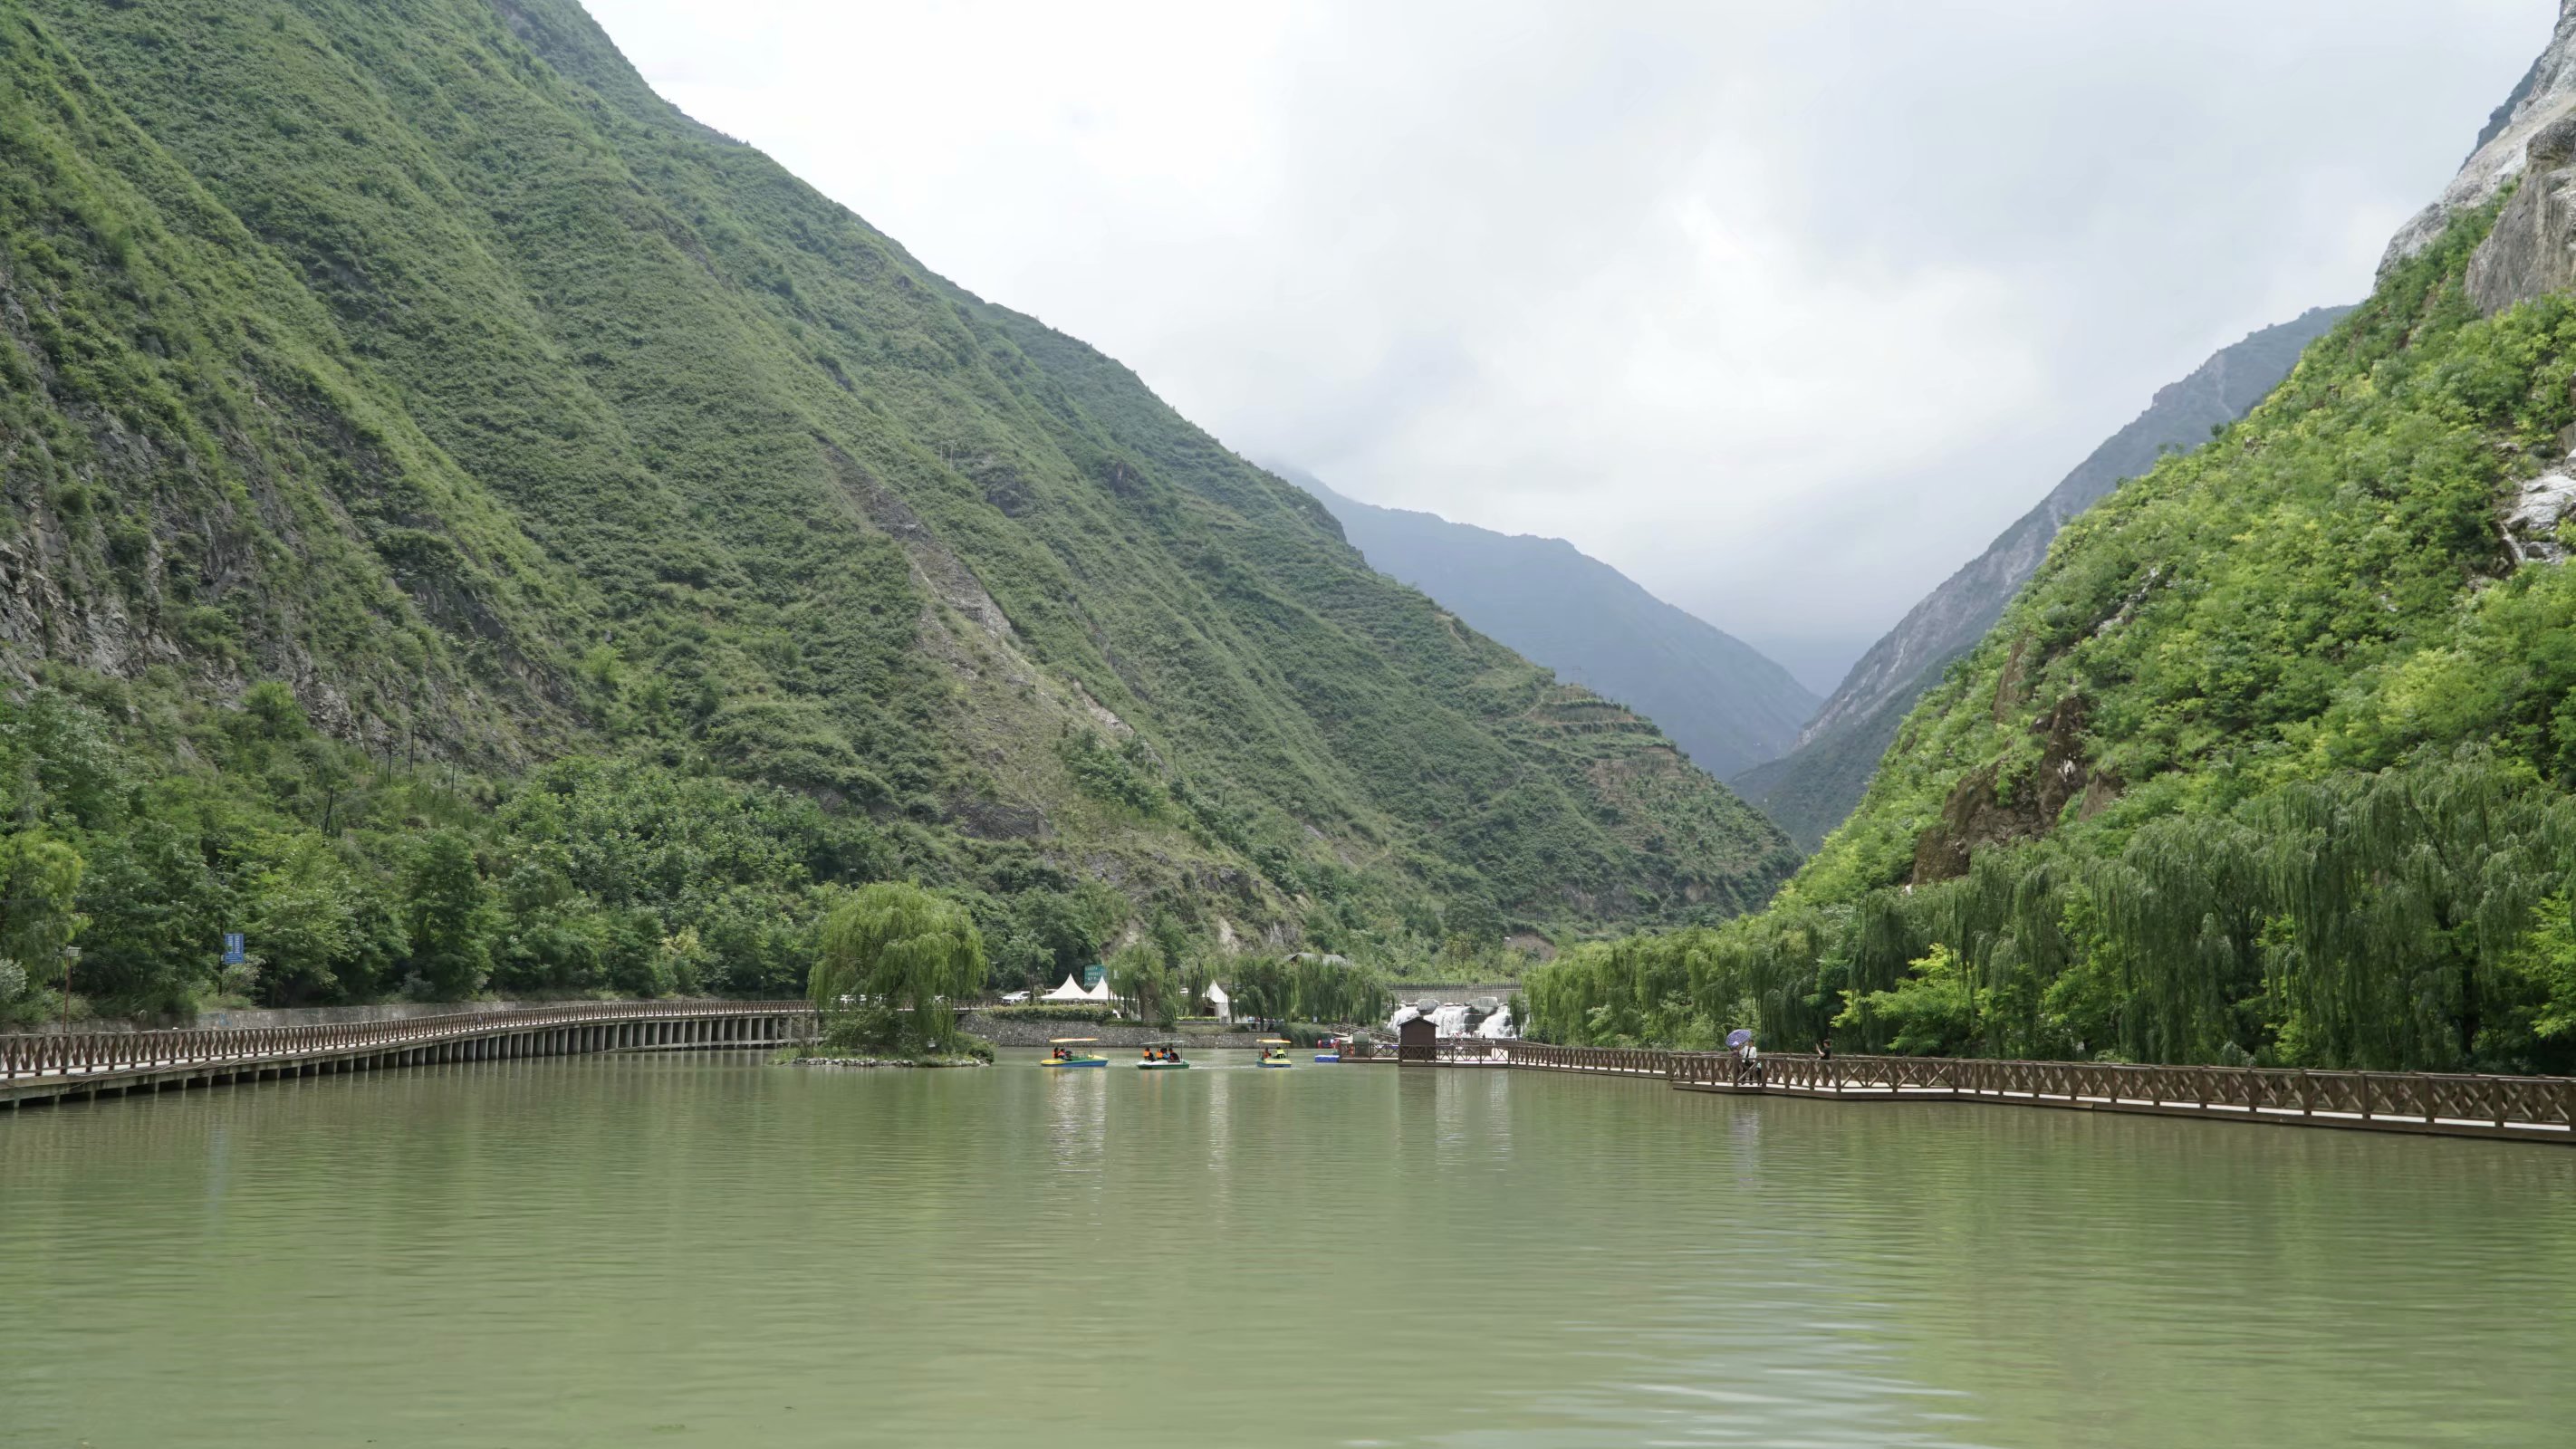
[
  {"left": 2466, "top": 116, "right": 2576, "bottom": 313},
  {"left": 2504, "top": 467, "right": 2576, "bottom": 563},
  {"left": 1908, "top": 695, "right": 2099, "bottom": 885},
  {"left": 2382, "top": 0, "right": 2576, "bottom": 274}
]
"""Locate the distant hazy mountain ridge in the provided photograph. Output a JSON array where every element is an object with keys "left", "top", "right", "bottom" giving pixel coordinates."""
[
  {"left": 1288, "top": 473, "right": 1818, "bottom": 779},
  {"left": 1734, "top": 304, "right": 2350, "bottom": 848}
]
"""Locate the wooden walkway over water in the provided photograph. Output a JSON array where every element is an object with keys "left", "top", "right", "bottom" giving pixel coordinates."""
[
  {"left": 1406, "top": 1039, "right": 2576, "bottom": 1145},
  {"left": 0, "top": 1001, "right": 814, "bottom": 1110},
  {"left": 12, "top": 1005, "right": 2572, "bottom": 1146}
]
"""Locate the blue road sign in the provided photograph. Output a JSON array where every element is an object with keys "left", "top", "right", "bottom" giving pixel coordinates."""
[{"left": 223, "top": 932, "right": 245, "bottom": 965}]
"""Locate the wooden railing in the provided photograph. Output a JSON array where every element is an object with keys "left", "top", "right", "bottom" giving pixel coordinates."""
[
  {"left": 1664, "top": 1049, "right": 2576, "bottom": 1137},
  {"left": 1429, "top": 1037, "right": 1681, "bottom": 1076},
  {"left": 1400, "top": 1038, "right": 2576, "bottom": 1141},
  {"left": 1, "top": 1000, "right": 812, "bottom": 1083}
]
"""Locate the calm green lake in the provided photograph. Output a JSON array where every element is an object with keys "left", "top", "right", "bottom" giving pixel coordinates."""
[{"left": 5, "top": 1051, "right": 2573, "bottom": 1447}]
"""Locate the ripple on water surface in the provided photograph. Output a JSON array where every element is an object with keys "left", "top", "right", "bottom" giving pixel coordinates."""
[{"left": 4, "top": 1051, "right": 2572, "bottom": 1447}]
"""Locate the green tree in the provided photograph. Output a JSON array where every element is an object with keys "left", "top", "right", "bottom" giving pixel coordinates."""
[
  {"left": 405, "top": 830, "right": 493, "bottom": 999},
  {"left": 72, "top": 819, "right": 225, "bottom": 1016},
  {"left": 1228, "top": 955, "right": 1289, "bottom": 1023},
  {"left": 1107, "top": 939, "right": 1178, "bottom": 1029},
  {"left": 1835, "top": 944, "right": 1981, "bottom": 1056},
  {"left": 0, "top": 830, "right": 86, "bottom": 1023},
  {"left": 811, "top": 882, "right": 986, "bottom": 1052}
]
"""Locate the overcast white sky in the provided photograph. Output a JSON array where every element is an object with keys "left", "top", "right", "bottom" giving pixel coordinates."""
[{"left": 587, "top": 1, "right": 2550, "bottom": 693}]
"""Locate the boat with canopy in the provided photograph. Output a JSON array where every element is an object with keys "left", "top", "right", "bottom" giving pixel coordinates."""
[
  {"left": 1255, "top": 1038, "right": 1294, "bottom": 1069},
  {"left": 1043, "top": 1038, "right": 1108, "bottom": 1068}
]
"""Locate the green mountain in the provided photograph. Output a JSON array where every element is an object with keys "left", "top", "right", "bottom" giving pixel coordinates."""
[
  {"left": 0, "top": 0, "right": 1793, "bottom": 1015},
  {"left": 1530, "top": 14, "right": 2576, "bottom": 1075},
  {"left": 1733, "top": 306, "right": 2350, "bottom": 850},
  {"left": 1287, "top": 470, "right": 1819, "bottom": 778}
]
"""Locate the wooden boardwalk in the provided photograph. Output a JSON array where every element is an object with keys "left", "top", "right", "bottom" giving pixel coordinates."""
[
  {"left": 1416, "top": 1039, "right": 2576, "bottom": 1146},
  {"left": 1, "top": 1001, "right": 814, "bottom": 1110},
  {"left": 14, "top": 1005, "right": 2571, "bottom": 1146}
]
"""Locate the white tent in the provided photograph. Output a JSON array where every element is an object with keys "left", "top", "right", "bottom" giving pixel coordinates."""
[
  {"left": 1083, "top": 975, "right": 1115, "bottom": 1003},
  {"left": 1203, "top": 982, "right": 1232, "bottom": 1022},
  {"left": 1041, "top": 975, "right": 1092, "bottom": 1003}
]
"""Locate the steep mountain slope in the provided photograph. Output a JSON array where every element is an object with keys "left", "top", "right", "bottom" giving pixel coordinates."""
[
  {"left": 1288, "top": 470, "right": 1818, "bottom": 778},
  {"left": 1531, "top": 9, "right": 2576, "bottom": 1074},
  {"left": 0, "top": 0, "right": 1795, "bottom": 984},
  {"left": 1734, "top": 306, "right": 2350, "bottom": 849}
]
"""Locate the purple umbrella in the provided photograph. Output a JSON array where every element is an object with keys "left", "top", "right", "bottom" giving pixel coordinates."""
[{"left": 1725, "top": 1029, "right": 1754, "bottom": 1049}]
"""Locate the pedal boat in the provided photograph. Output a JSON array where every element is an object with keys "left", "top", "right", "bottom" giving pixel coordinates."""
[
  {"left": 1042, "top": 1037, "right": 1109, "bottom": 1068},
  {"left": 1255, "top": 1038, "right": 1295, "bottom": 1068}
]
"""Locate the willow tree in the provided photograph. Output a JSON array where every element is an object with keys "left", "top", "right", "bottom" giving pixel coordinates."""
[
  {"left": 811, "top": 883, "right": 986, "bottom": 1052},
  {"left": 1286, "top": 954, "right": 1391, "bottom": 1027},
  {"left": 2258, "top": 750, "right": 2574, "bottom": 1070},
  {"left": 2088, "top": 815, "right": 2270, "bottom": 1064},
  {"left": 1108, "top": 940, "right": 1178, "bottom": 1029}
]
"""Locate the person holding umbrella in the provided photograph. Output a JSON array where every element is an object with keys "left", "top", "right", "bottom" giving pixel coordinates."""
[{"left": 1726, "top": 1028, "right": 1761, "bottom": 1087}]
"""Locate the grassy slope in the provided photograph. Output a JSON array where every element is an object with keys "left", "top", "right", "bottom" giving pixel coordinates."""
[{"left": 4, "top": 0, "right": 1793, "bottom": 939}]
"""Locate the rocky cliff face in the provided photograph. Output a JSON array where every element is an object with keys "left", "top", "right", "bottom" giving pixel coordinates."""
[
  {"left": 2382, "top": 0, "right": 2576, "bottom": 273},
  {"left": 1732, "top": 307, "right": 2350, "bottom": 849},
  {"left": 2468, "top": 115, "right": 2576, "bottom": 314},
  {"left": 2455, "top": 5, "right": 2576, "bottom": 569}
]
